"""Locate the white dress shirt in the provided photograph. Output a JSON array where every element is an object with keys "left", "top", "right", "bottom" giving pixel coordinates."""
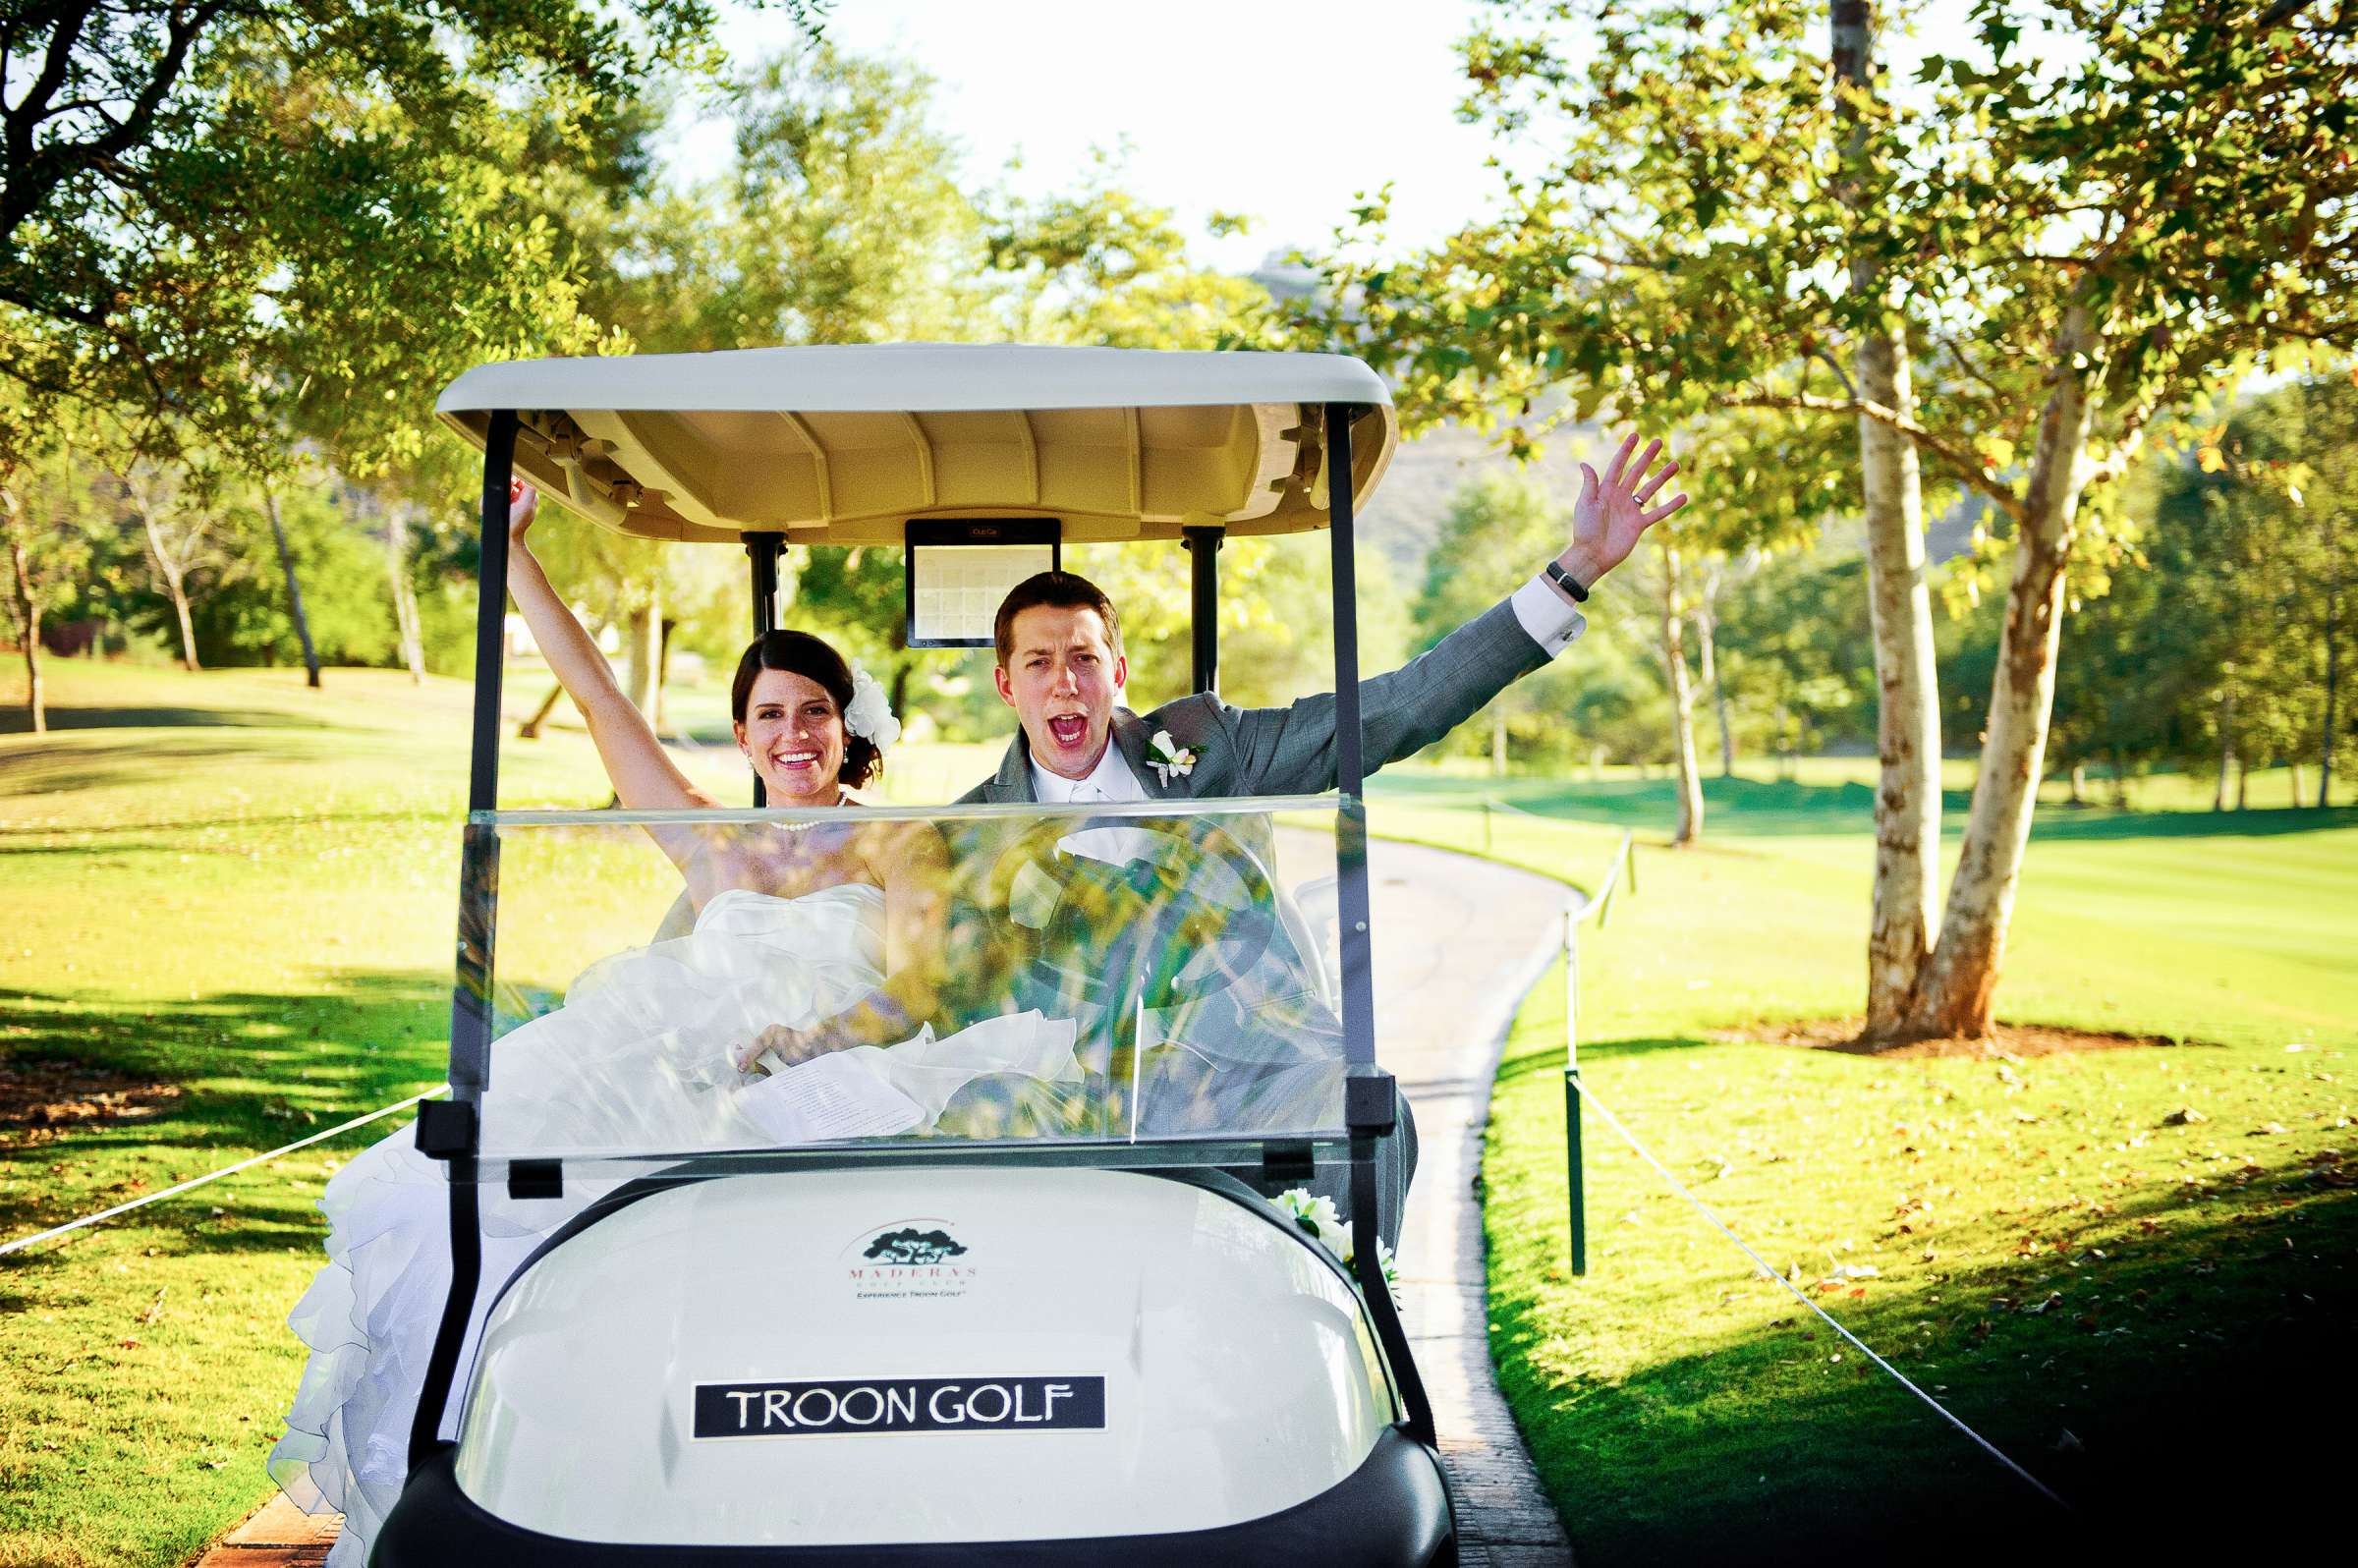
[
  {"left": 1509, "top": 573, "right": 1589, "bottom": 658},
  {"left": 1028, "top": 737, "right": 1150, "bottom": 806},
  {"left": 1030, "top": 734, "right": 1155, "bottom": 866}
]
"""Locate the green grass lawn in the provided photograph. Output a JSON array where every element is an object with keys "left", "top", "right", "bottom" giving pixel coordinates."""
[
  {"left": 1367, "top": 777, "right": 2358, "bottom": 1561},
  {"left": 3, "top": 658, "right": 2352, "bottom": 1565},
  {"left": 0, "top": 659, "right": 1001, "bottom": 1567}
]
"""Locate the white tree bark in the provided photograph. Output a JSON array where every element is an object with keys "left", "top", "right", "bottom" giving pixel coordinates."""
[
  {"left": 383, "top": 500, "right": 426, "bottom": 684},
  {"left": 624, "top": 580, "right": 661, "bottom": 724},
  {"left": 262, "top": 484, "right": 321, "bottom": 688},
  {"left": 140, "top": 503, "right": 201, "bottom": 671},
  {"left": 1693, "top": 561, "right": 1736, "bottom": 778},
  {"left": 1909, "top": 306, "right": 2105, "bottom": 1038},
  {"left": 1837, "top": 0, "right": 1943, "bottom": 1039},
  {"left": 1661, "top": 544, "right": 1705, "bottom": 846},
  {"left": 4, "top": 486, "right": 44, "bottom": 734}
]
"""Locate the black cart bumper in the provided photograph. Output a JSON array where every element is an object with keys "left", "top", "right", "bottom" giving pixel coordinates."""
[{"left": 375, "top": 1425, "right": 1452, "bottom": 1567}]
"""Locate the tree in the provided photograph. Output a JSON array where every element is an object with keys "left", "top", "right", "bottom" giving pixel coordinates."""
[
  {"left": 1, "top": 416, "right": 107, "bottom": 731},
  {"left": 1329, "top": 0, "right": 2358, "bottom": 1037},
  {"left": 0, "top": 2, "right": 755, "bottom": 449},
  {"left": 1414, "top": 473, "right": 1563, "bottom": 772},
  {"left": 119, "top": 448, "right": 252, "bottom": 670},
  {"left": 1832, "top": 0, "right": 1944, "bottom": 1034}
]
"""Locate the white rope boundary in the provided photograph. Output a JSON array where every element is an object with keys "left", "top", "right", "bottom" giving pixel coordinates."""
[
  {"left": 1568, "top": 1068, "right": 2071, "bottom": 1511},
  {"left": 0, "top": 1085, "right": 447, "bottom": 1260}
]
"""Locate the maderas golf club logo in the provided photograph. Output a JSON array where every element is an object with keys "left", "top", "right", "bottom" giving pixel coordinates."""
[
  {"left": 863, "top": 1227, "right": 967, "bottom": 1265},
  {"left": 845, "top": 1219, "right": 977, "bottom": 1300}
]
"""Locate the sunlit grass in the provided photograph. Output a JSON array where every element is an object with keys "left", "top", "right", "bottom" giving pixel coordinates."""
[
  {"left": 3, "top": 656, "right": 2351, "bottom": 1564},
  {"left": 1365, "top": 789, "right": 2358, "bottom": 1560}
]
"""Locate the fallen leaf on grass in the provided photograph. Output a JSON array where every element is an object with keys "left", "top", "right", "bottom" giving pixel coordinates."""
[
  {"left": 2162, "top": 1108, "right": 2207, "bottom": 1126},
  {"left": 2021, "top": 1291, "right": 2065, "bottom": 1316}
]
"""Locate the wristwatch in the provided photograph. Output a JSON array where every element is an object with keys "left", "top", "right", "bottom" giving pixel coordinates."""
[{"left": 1544, "top": 558, "right": 1591, "bottom": 603}]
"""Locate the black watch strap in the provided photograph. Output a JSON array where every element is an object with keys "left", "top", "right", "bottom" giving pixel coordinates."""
[{"left": 1545, "top": 558, "right": 1591, "bottom": 603}]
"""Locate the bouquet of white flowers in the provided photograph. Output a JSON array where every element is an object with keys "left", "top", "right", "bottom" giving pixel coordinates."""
[{"left": 1273, "top": 1188, "right": 1400, "bottom": 1308}]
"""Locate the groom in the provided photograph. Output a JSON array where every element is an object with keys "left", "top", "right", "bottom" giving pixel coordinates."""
[
  {"left": 961, "top": 428, "right": 1685, "bottom": 810},
  {"left": 956, "top": 431, "right": 1686, "bottom": 1236}
]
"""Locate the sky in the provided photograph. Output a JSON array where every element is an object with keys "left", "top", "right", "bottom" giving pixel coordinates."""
[{"left": 665, "top": 0, "right": 1518, "bottom": 274}]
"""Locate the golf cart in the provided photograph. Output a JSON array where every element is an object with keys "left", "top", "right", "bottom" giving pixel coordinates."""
[{"left": 382, "top": 345, "right": 1449, "bottom": 1563}]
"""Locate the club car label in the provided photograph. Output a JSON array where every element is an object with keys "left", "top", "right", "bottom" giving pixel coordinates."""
[
  {"left": 693, "top": 1377, "right": 1105, "bottom": 1438},
  {"left": 842, "top": 1219, "right": 978, "bottom": 1301}
]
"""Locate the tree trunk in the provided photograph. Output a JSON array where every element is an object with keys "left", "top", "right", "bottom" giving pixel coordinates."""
[
  {"left": 1695, "top": 598, "right": 1735, "bottom": 778},
  {"left": 2067, "top": 762, "right": 2085, "bottom": 805},
  {"left": 2237, "top": 756, "right": 2249, "bottom": 812},
  {"left": 1907, "top": 306, "right": 2104, "bottom": 1040},
  {"left": 1490, "top": 704, "right": 1509, "bottom": 776},
  {"left": 5, "top": 494, "right": 43, "bottom": 735},
  {"left": 1661, "top": 545, "right": 1705, "bottom": 846},
  {"left": 386, "top": 503, "right": 425, "bottom": 684},
  {"left": 1835, "top": 0, "right": 1942, "bottom": 1038},
  {"left": 2323, "top": 575, "right": 2340, "bottom": 808},
  {"left": 2290, "top": 761, "right": 2304, "bottom": 809},
  {"left": 262, "top": 484, "right": 321, "bottom": 689},
  {"left": 519, "top": 683, "right": 565, "bottom": 739},
  {"left": 654, "top": 616, "right": 678, "bottom": 737},
  {"left": 2214, "top": 688, "right": 2235, "bottom": 811},
  {"left": 888, "top": 657, "right": 915, "bottom": 728},
  {"left": 141, "top": 507, "right": 200, "bottom": 671},
  {"left": 2108, "top": 746, "right": 2130, "bottom": 811},
  {"left": 624, "top": 588, "right": 660, "bottom": 722}
]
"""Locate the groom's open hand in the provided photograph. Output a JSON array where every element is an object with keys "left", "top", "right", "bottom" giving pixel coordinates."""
[{"left": 1562, "top": 429, "right": 1689, "bottom": 587}]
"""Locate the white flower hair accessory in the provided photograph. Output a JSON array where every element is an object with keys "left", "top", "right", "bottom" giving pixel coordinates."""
[
  {"left": 1147, "top": 727, "right": 1198, "bottom": 786},
  {"left": 842, "top": 664, "right": 902, "bottom": 756}
]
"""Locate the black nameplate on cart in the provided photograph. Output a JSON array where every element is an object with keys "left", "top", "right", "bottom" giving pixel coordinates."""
[{"left": 694, "top": 1376, "right": 1105, "bottom": 1438}]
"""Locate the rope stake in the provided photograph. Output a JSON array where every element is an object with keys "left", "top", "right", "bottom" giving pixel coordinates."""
[{"left": 0, "top": 1086, "right": 447, "bottom": 1260}]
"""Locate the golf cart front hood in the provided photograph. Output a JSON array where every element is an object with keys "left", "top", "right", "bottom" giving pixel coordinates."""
[{"left": 451, "top": 1166, "right": 1396, "bottom": 1546}]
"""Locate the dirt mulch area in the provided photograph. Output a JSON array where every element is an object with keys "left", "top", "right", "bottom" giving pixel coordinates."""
[
  {"left": 0, "top": 1057, "right": 181, "bottom": 1135},
  {"left": 1711, "top": 1017, "right": 2199, "bottom": 1059}
]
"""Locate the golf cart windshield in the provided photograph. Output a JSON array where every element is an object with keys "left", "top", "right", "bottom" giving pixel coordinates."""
[{"left": 465, "top": 796, "right": 1355, "bottom": 1179}]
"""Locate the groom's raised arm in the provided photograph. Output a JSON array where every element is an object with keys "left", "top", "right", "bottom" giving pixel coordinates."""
[{"left": 1218, "top": 429, "right": 1689, "bottom": 796}]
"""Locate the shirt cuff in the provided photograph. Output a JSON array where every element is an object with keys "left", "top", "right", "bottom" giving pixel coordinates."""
[{"left": 1510, "top": 574, "right": 1588, "bottom": 658}]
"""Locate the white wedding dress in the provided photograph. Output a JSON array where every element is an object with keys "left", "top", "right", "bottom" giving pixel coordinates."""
[{"left": 267, "top": 883, "right": 1079, "bottom": 1564}]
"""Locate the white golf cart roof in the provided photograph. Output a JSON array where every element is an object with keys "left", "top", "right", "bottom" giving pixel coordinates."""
[{"left": 436, "top": 344, "right": 1399, "bottom": 545}]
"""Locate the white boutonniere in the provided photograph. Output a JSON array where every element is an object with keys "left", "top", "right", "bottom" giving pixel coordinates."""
[{"left": 1146, "top": 728, "right": 1199, "bottom": 787}]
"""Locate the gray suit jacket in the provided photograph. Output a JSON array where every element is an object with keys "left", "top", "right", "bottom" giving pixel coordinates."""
[{"left": 958, "top": 597, "right": 1547, "bottom": 804}]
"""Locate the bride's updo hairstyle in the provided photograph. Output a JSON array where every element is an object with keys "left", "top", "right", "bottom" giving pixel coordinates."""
[{"left": 731, "top": 630, "right": 881, "bottom": 789}]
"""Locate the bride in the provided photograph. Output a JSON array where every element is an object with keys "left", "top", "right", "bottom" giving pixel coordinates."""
[{"left": 267, "top": 484, "right": 1074, "bottom": 1561}]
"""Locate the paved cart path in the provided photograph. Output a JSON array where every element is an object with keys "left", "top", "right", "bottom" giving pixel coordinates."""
[
  {"left": 1358, "top": 835, "right": 1577, "bottom": 1568},
  {"left": 203, "top": 835, "right": 1576, "bottom": 1568}
]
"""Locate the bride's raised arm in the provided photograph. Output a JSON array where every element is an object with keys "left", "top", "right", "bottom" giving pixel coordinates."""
[{"left": 506, "top": 483, "right": 718, "bottom": 822}]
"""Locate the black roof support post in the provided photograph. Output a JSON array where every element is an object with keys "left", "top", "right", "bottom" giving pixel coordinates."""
[
  {"left": 1324, "top": 403, "right": 1435, "bottom": 1449},
  {"left": 1182, "top": 525, "right": 1223, "bottom": 695},
  {"left": 410, "top": 409, "right": 514, "bottom": 1470},
  {"left": 746, "top": 532, "right": 783, "bottom": 807}
]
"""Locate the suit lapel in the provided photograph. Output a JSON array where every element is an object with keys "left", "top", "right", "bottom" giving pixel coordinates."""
[
  {"left": 1111, "top": 709, "right": 1187, "bottom": 800},
  {"left": 982, "top": 732, "right": 1037, "bottom": 803}
]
